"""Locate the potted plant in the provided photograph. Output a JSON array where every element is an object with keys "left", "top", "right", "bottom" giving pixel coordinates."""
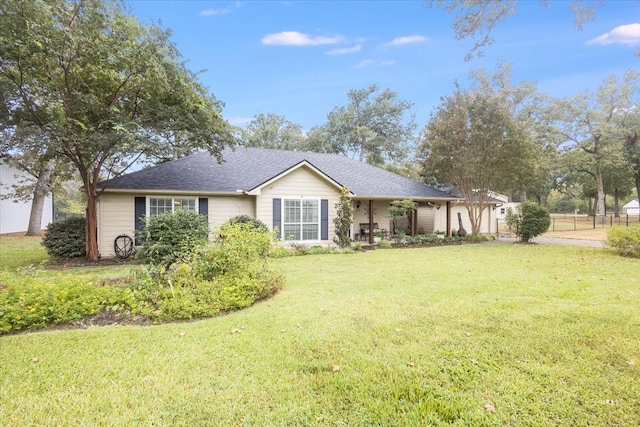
[
  {"left": 373, "top": 230, "right": 384, "bottom": 243},
  {"left": 434, "top": 230, "right": 446, "bottom": 239}
]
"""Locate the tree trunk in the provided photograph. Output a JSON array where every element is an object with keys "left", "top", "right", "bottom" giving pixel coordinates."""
[
  {"left": 636, "top": 174, "right": 640, "bottom": 221},
  {"left": 85, "top": 188, "right": 100, "bottom": 261},
  {"left": 26, "top": 160, "right": 53, "bottom": 236},
  {"left": 595, "top": 164, "right": 606, "bottom": 224},
  {"left": 613, "top": 189, "right": 620, "bottom": 218}
]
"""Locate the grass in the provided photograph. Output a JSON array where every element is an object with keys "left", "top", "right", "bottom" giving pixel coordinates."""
[
  {"left": 0, "top": 234, "right": 49, "bottom": 270},
  {"left": 1, "top": 241, "right": 640, "bottom": 425}
]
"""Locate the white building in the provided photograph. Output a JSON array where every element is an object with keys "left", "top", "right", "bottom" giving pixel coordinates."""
[
  {"left": 488, "top": 191, "right": 520, "bottom": 221},
  {"left": 623, "top": 198, "right": 639, "bottom": 216},
  {"left": 0, "top": 161, "right": 53, "bottom": 234}
]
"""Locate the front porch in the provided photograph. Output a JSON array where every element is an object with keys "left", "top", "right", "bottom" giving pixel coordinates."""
[{"left": 351, "top": 198, "right": 499, "bottom": 244}]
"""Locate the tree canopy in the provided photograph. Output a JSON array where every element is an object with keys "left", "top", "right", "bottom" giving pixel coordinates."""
[
  {"left": 240, "top": 113, "right": 305, "bottom": 150},
  {"left": 307, "top": 85, "right": 415, "bottom": 166},
  {"left": 549, "top": 71, "right": 639, "bottom": 223},
  {"left": 0, "top": 0, "right": 232, "bottom": 259},
  {"left": 428, "top": 0, "right": 605, "bottom": 60},
  {"left": 419, "top": 89, "right": 532, "bottom": 235}
]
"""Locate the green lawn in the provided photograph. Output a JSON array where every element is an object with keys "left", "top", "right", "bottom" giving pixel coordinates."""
[
  {"left": 1, "top": 243, "right": 639, "bottom": 425},
  {"left": 0, "top": 234, "right": 49, "bottom": 270}
]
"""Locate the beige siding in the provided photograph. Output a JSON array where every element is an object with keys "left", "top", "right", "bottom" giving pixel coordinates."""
[
  {"left": 450, "top": 205, "right": 495, "bottom": 234},
  {"left": 257, "top": 166, "right": 341, "bottom": 247},
  {"left": 97, "top": 193, "right": 136, "bottom": 258},
  {"left": 416, "top": 205, "right": 435, "bottom": 234},
  {"left": 433, "top": 206, "right": 449, "bottom": 233},
  {"left": 208, "top": 196, "right": 255, "bottom": 230},
  {"left": 353, "top": 200, "right": 392, "bottom": 235},
  {"left": 98, "top": 194, "right": 257, "bottom": 257}
]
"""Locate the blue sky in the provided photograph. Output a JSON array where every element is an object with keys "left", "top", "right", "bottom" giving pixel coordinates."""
[{"left": 127, "top": 1, "right": 640, "bottom": 132}]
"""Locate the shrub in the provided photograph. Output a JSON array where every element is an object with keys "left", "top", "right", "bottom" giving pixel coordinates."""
[
  {"left": 0, "top": 272, "right": 137, "bottom": 334},
  {"left": 376, "top": 239, "right": 392, "bottom": 249},
  {"left": 333, "top": 186, "right": 354, "bottom": 248},
  {"left": 41, "top": 217, "right": 86, "bottom": 258},
  {"left": 136, "top": 209, "right": 209, "bottom": 266},
  {"left": 134, "top": 222, "right": 282, "bottom": 320},
  {"left": 508, "top": 201, "right": 551, "bottom": 242},
  {"left": 1, "top": 220, "right": 283, "bottom": 333},
  {"left": 225, "top": 215, "right": 269, "bottom": 233},
  {"left": 605, "top": 225, "right": 640, "bottom": 257}
]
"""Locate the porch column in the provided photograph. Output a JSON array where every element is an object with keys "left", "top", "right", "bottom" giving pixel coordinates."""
[
  {"left": 368, "top": 199, "right": 374, "bottom": 244},
  {"left": 446, "top": 201, "right": 451, "bottom": 236}
]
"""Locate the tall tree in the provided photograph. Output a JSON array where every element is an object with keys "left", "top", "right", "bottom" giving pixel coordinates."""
[
  {"left": 428, "top": 0, "right": 605, "bottom": 60},
  {"left": 0, "top": 127, "right": 59, "bottom": 235},
  {"left": 550, "top": 71, "right": 639, "bottom": 224},
  {"left": 240, "top": 113, "right": 305, "bottom": 150},
  {"left": 0, "top": 0, "right": 232, "bottom": 260},
  {"left": 419, "top": 90, "right": 531, "bottom": 235},
  {"left": 623, "top": 105, "right": 640, "bottom": 219},
  {"left": 468, "top": 63, "right": 559, "bottom": 202},
  {"left": 308, "top": 85, "right": 415, "bottom": 166}
]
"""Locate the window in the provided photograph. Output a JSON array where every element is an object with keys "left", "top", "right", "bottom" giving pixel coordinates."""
[
  {"left": 500, "top": 207, "right": 506, "bottom": 215},
  {"left": 283, "top": 198, "right": 319, "bottom": 240},
  {"left": 148, "top": 197, "right": 197, "bottom": 217}
]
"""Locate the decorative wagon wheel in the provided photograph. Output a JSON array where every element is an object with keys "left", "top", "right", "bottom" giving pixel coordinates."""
[{"left": 113, "top": 234, "right": 135, "bottom": 259}]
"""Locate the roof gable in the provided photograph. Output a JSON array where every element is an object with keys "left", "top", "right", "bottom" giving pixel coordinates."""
[{"left": 246, "top": 160, "right": 344, "bottom": 195}]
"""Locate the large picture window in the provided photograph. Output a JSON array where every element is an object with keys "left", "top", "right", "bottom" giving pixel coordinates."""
[
  {"left": 148, "top": 197, "right": 197, "bottom": 217},
  {"left": 283, "top": 198, "right": 319, "bottom": 240}
]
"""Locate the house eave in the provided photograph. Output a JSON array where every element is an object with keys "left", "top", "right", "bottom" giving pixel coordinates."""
[{"left": 100, "top": 188, "right": 247, "bottom": 197}]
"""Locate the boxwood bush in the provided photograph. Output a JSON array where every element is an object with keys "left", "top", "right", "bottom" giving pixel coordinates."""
[{"left": 41, "top": 217, "right": 86, "bottom": 258}]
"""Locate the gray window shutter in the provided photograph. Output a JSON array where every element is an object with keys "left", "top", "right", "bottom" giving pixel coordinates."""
[
  {"left": 198, "top": 198, "right": 208, "bottom": 217},
  {"left": 134, "top": 197, "right": 146, "bottom": 245},
  {"left": 321, "top": 199, "right": 328, "bottom": 240},
  {"left": 273, "top": 198, "right": 281, "bottom": 238}
]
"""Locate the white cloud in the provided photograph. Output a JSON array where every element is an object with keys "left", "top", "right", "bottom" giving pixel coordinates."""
[
  {"left": 587, "top": 23, "right": 640, "bottom": 46},
  {"left": 354, "top": 59, "right": 396, "bottom": 69},
  {"left": 262, "top": 31, "right": 343, "bottom": 46},
  {"left": 325, "top": 44, "right": 362, "bottom": 55},
  {"left": 383, "top": 35, "right": 428, "bottom": 47},
  {"left": 200, "top": 8, "right": 232, "bottom": 16}
]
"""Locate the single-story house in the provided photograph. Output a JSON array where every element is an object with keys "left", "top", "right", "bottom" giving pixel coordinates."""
[
  {"left": 0, "top": 161, "right": 53, "bottom": 234},
  {"left": 623, "top": 198, "right": 639, "bottom": 216},
  {"left": 96, "top": 147, "right": 500, "bottom": 257}
]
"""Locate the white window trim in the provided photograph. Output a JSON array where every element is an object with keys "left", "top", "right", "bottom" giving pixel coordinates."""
[
  {"left": 282, "top": 197, "right": 321, "bottom": 242},
  {"left": 146, "top": 196, "right": 199, "bottom": 217}
]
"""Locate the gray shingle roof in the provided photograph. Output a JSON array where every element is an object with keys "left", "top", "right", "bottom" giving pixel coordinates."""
[{"left": 99, "top": 147, "right": 457, "bottom": 199}]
